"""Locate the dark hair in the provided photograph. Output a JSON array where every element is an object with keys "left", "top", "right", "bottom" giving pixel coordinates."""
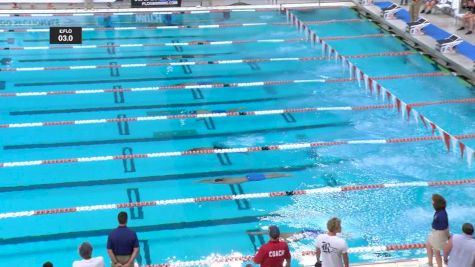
[
  {"left": 432, "top": 194, "right": 447, "bottom": 211},
  {"left": 462, "top": 223, "right": 474, "bottom": 235},
  {"left": 118, "top": 211, "right": 128, "bottom": 225},
  {"left": 79, "top": 242, "right": 93, "bottom": 259},
  {"left": 43, "top": 262, "right": 53, "bottom": 267}
]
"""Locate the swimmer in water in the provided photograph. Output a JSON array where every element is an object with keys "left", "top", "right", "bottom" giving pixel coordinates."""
[{"left": 195, "top": 173, "right": 291, "bottom": 185}]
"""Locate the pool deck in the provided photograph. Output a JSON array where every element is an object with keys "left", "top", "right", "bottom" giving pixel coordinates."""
[{"left": 354, "top": 1, "right": 475, "bottom": 83}]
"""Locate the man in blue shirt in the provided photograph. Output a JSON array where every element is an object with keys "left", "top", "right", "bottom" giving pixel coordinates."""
[{"left": 107, "top": 212, "right": 139, "bottom": 267}]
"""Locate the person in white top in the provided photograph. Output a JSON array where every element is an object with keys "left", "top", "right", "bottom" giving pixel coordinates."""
[
  {"left": 72, "top": 242, "right": 105, "bottom": 267},
  {"left": 444, "top": 223, "right": 475, "bottom": 267},
  {"left": 315, "top": 217, "right": 349, "bottom": 267}
]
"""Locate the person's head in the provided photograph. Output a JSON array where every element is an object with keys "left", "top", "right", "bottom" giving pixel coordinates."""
[
  {"left": 462, "top": 223, "right": 474, "bottom": 236},
  {"left": 118, "top": 211, "right": 128, "bottom": 225},
  {"left": 327, "top": 217, "right": 342, "bottom": 234},
  {"left": 268, "top": 225, "right": 280, "bottom": 240},
  {"left": 79, "top": 242, "right": 93, "bottom": 260},
  {"left": 432, "top": 194, "right": 447, "bottom": 211},
  {"left": 43, "top": 262, "right": 53, "bottom": 267}
]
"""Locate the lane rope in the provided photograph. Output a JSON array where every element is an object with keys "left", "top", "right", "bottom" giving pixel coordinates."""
[
  {"left": 0, "top": 19, "right": 359, "bottom": 33},
  {"left": 1, "top": 98, "right": 474, "bottom": 129},
  {"left": 286, "top": 9, "right": 475, "bottom": 166},
  {"left": 0, "top": 134, "right": 474, "bottom": 168},
  {"left": 0, "top": 52, "right": 417, "bottom": 72},
  {"left": 0, "top": 38, "right": 304, "bottom": 51},
  {"left": 0, "top": 34, "right": 388, "bottom": 51},
  {"left": 0, "top": 71, "right": 448, "bottom": 98},
  {"left": 0, "top": 178, "right": 473, "bottom": 218}
]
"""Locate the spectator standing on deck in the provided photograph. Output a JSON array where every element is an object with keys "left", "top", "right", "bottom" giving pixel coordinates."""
[
  {"left": 253, "top": 225, "right": 291, "bottom": 267},
  {"left": 107, "top": 212, "right": 139, "bottom": 267},
  {"left": 457, "top": 0, "right": 475, "bottom": 35},
  {"left": 410, "top": 0, "right": 423, "bottom": 22},
  {"left": 315, "top": 217, "right": 349, "bottom": 267},
  {"left": 423, "top": 194, "right": 449, "bottom": 267},
  {"left": 420, "top": 0, "right": 439, "bottom": 14},
  {"left": 73, "top": 242, "right": 105, "bottom": 267},
  {"left": 444, "top": 223, "right": 475, "bottom": 267}
]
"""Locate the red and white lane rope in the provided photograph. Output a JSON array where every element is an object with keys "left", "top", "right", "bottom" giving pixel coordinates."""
[
  {"left": 2, "top": 98, "right": 474, "bottom": 129},
  {"left": 305, "top": 18, "right": 364, "bottom": 25},
  {"left": 0, "top": 52, "right": 417, "bottom": 72},
  {"left": 0, "top": 134, "right": 474, "bottom": 168},
  {"left": 0, "top": 34, "right": 389, "bottom": 51},
  {"left": 286, "top": 9, "right": 475, "bottom": 166},
  {"left": 1, "top": 178, "right": 473, "bottom": 219},
  {"left": 0, "top": 70, "right": 449, "bottom": 98},
  {"left": 0, "top": 21, "right": 290, "bottom": 33},
  {"left": 320, "top": 33, "right": 386, "bottom": 40},
  {"left": 0, "top": 38, "right": 304, "bottom": 51},
  {"left": 1, "top": 7, "right": 317, "bottom": 17},
  {"left": 143, "top": 243, "right": 425, "bottom": 267}
]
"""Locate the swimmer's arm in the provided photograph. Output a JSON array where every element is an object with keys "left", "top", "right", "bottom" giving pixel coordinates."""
[{"left": 265, "top": 173, "right": 292, "bottom": 179}]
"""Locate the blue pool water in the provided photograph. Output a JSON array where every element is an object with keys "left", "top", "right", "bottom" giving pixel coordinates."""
[{"left": 0, "top": 6, "right": 474, "bottom": 266}]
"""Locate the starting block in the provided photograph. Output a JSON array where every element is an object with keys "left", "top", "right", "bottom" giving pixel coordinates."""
[
  {"left": 436, "top": 34, "right": 463, "bottom": 53},
  {"left": 406, "top": 18, "right": 430, "bottom": 35},
  {"left": 381, "top": 3, "right": 401, "bottom": 20}
]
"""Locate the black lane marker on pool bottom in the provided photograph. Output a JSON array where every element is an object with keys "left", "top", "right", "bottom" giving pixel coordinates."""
[
  {"left": 109, "top": 62, "right": 120, "bottom": 77},
  {"left": 0, "top": 214, "right": 275, "bottom": 245},
  {"left": 4, "top": 122, "right": 350, "bottom": 150},
  {"left": 9, "top": 94, "right": 305, "bottom": 115},
  {"left": 18, "top": 52, "right": 233, "bottom": 63},
  {"left": 127, "top": 188, "right": 144, "bottom": 219},
  {"left": 229, "top": 184, "right": 250, "bottom": 210},
  {"left": 113, "top": 85, "right": 125, "bottom": 103},
  {"left": 191, "top": 88, "right": 204, "bottom": 99},
  {"left": 22, "top": 35, "right": 202, "bottom": 42},
  {"left": 137, "top": 240, "right": 152, "bottom": 265},
  {"left": 122, "top": 147, "right": 136, "bottom": 172},
  {"left": 247, "top": 228, "right": 266, "bottom": 252},
  {"left": 117, "top": 114, "right": 131, "bottom": 135},
  {"left": 198, "top": 117, "right": 216, "bottom": 130},
  {"left": 0, "top": 164, "right": 313, "bottom": 193},
  {"left": 180, "top": 59, "right": 193, "bottom": 74},
  {"left": 14, "top": 72, "right": 263, "bottom": 87},
  {"left": 282, "top": 113, "right": 297, "bottom": 123},
  {"left": 106, "top": 41, "right": 116, "bottom": 55}
]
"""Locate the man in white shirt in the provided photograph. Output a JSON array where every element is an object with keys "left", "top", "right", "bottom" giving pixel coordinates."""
[
  {"left": 315, "top": 217, "right": 349, "bottom": 267},
  {"left": 444, "top": 223, "right": 475, "bottom": 267},
  {"left": 73, "top": 242, "right": 105, "bottom": 267}
]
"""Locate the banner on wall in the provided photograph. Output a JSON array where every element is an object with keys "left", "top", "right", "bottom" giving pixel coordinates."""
[{"left": 131, "top": 0, "right": 181, "bottom": 8}]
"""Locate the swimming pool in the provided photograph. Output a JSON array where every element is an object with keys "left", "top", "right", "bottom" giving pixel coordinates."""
[{"left": 0, "top": 5, "right": 475, "bottom": 266}]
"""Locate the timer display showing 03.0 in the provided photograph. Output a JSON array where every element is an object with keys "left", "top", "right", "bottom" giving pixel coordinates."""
[
  {"left": 57, "top": 34, "right": 74, "bottom": 42},
  {"left": 49, "top": 27, "right": 82, "bottom": 44}
]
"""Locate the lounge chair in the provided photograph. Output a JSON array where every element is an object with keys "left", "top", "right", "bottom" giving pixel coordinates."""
[
  {"left": 406, "top": 18, "right": 430, "bottom": 35},
  {"left": 434, "top": 0, "right": 454, "bottom": 14}
]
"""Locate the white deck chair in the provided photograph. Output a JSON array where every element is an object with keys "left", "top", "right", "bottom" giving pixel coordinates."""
[
  {"left": 406, "top": 18, "right": 430, "bottom": 35},
  {"left": 434, "top": 0, "right": 454, "bottom": 14},
  {"left": 435, "top": 34, "right": 463, "bottom": 53},
  {"left": 381, "top": 3, "right": 401, "bottom": 20}
]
